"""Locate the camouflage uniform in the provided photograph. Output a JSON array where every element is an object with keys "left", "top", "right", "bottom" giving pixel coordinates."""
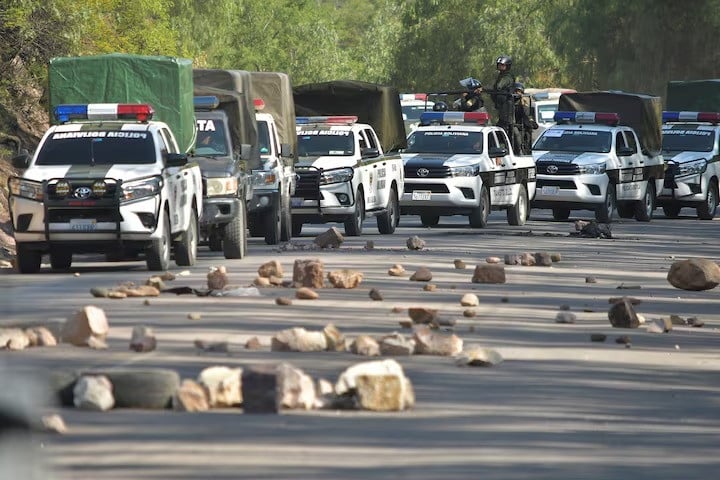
[{"left": 492, "top": 70, "right": 515, "bottom": 136}]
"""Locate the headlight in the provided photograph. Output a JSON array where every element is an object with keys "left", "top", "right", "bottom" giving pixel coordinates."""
[
  {"left": 8, "top": 177, "right": 43, "bottom": 201},
  {"left": 578, "top": 163, "right": 607, "bottom": 175},
  {"left": 121, "top": 176, "right": 163, "bottom": 202},
  {"left": 321, "top": 167, "right": 354, "bottom": 185},
  {"left": 205, "top": 177, "right": 238, "bottom": 196},
  {"left": 677, "top": 159, "right": 707, "bottom": 176},
  {"left": 450, "top": 165, "right": 478, "bottom": 177},
  {"left": 252, "top": 170, "right": 278, "bottom": 188}
]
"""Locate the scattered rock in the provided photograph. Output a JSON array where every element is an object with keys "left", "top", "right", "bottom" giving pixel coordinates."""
[
  {"left": 159, "top": 271, "right": 176, "bottom": 282},
  {"left": 86, "top": 336, "right": 108, "bottom": 350},
  {"left": 327, "top": 269, "right": 363, "bottom": 288},
  {"left": 1, "top": 328, "right": 30, "bottom": 350},
  {"left": 194, "top": 340, "right": 230, "bottom": 353},
  {"left": 296, "top": 287, "right": 319, "bottom": 300},
  {"left": 314, "top": 227, "right": 344, "bottom": 249},
  {"left": 24, "top": 326, "right": 57, "bottom": 347},
  {"left": 323, "top": 323, "right": 346, "bottom": 352},
  {"left": 472, "top": 265, "right": 506, "bottom": 284},
  {"left": 207, "top": 266, "right": 229, "bottom": 290},
  {"left": 409, "top": 267, "right": 432, "bottom": 282},
  {"left": 335, "top": 359, "right": 414, "bottom": 411},
  {"left": 245, "top": 337, "right": 262, "bottom": 350},
  {"left": 413, "top": 326, "right": 463, "bottom": 356},
  {"left": 519, "top": 252, "right": 536, "bottom": 266},
  {"left": 188, "top": 312, "right": 202, "bottom": 320},
  {"left": 254, "top": 276, "right": 271, "bottom": 287},
  {"left": 551, "top": 253, "right": 562, "bottom": 262},
  {"left": 500, "top": 297, "right": 509, "bottom": 303},
  {"left": 667, "top": 258, "right": 720, "bottom": 291},
  {"left": 398, "top": 319, "right": 413, "bottom": 328},
  {"left": 364, "top": 240, "right": 375, "bottom": 250},
  {"left": 242, "top": 365, "right": 280, "bottom": 414},
  {"left": 107, "top": 291, "right": 128, "bottom": 299},
  {"left": 61, "top": 305, "right": 109, "bottom": 347},
  {"left": 460, "top": 293, "right": 479, "bottom": 307},
  {"left": 423, "top": 283, "right": 437, "bottom": 292},
  {"left": 615, "top": 335, "right": 632, "bottom": 345},
  {"left": 90, "top": 287, "right": 110, "bottom": 298},
  {"left": 117, "top": 285, "right": 160, "bottom": 297},
  {"left": 379, "top": 333, "right": 415, "bottom": 356},
  {"left": 608, "top": 297, "right": 640, "bottom": 328},
  {"left": 585, "top": 276, "right": 597, "bottom": 284},
  {"left": 453, "top": 259, "right": 466, "bottom": 269},
  {"left": 571, "top": 220, "right": 612, "bottom": 239},
  {"left": 669, "top": 314, "right": 687, "bottom": 325},
  {"left": 369, "top": 288, "right": 383, "bottom": 301},
  {"left": 555, "top": 312, "right": 577, "bottom": 324},
  {"left": 278, "top": 363, "right": 316, "bottom": 410},
  {"left": 688, "top": 317, "right": 705, "bottom": 328},
  {"left": 559, "top": 304, "right": 571, "bottom": 311},
  {"left": 388, "top": 264, "right": 406, "bottom": 276},
  {"left": 504, "top": 254, "right": 521, "bottom": 265},
  {"left": 41, "top": 413, "right": 68, "bottom": 434},
  {"left": 73, "top": 375, "right": 114, "bottom": 411},
  {"left": 485, "top": 256, "right": 502, "bottom": 264},
  {"left": 146, "top": 276, "right": 166, "bottom": 290},
  {"left": 646, "top": 318, "right": 672, "bottom": 334},
  {"left": 590, "top": 333, "right": 607, "bottom": 342},
  {"left": 435, "top": 316, "right": 457, "bottom": 327},
  {"left": 197, "top": 366, "right": 243, "bottom": 408},
  {"left": 463, "top": 309, "right": 476, "bottom": 318},
  {"left": 129, "top": 325, "right": 157, "bottom": 352},
  {"left": 406, "top": 236, "right": 426, "bottom": 250},
  {"left": 408, "top": 307, "right": 438, "bottom": 325},
  {"left": 293, "top": 259, "right": 325, "bottom": 288},
  {"left": 271, "top": 327, "right": 327, "bottom": 352},
  {"left": 616, "top": 283, "right": 641, "bottom": 290},
  {"left": 275, "top": 297, "right": 293, "bottom": 306},
  {"left": 172, "top": 379, "right": 209, "bottom": 412},
  {"left": 349, "top": 335, "right": 381, "bottom": 356},
  {"left": 391, "top": 306, "right": 405, "bottom": 313},
  {"left": 268, "top": 275, "right": 284, "bottom": 286},
  {"left": 534, "top": 252, "right": 553, "bottom": 266},
  {"left": 456, "top": 347, "right": 503, "bottom": 367}
]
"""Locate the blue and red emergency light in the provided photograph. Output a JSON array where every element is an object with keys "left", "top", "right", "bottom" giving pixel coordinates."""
[
  {"left": 419, "top": 111, "right": 490, "bottom": 126},
  {"left": 54, "top": 103, "right": 154, "bottom": 123},
  {"left": 296, "top": 116, "right": 358, "bottom": 125},
  {"left": 553, "top": 111, "right": 620, "bottom": 126},
  {"left": 400, "top": 93, "right": 428, "bottom": 101},
  {"left": 193, "top": 96, "right": 220, "bottom": 110},
  {"left": 662, "top": 111, "right": 720, "bottom": 125}
]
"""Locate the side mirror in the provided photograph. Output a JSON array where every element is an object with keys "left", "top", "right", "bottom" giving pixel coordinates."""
[
  {"left": 11, "top": 152, "right": 31, "bottom": 169},
  {"left": 166, "top": 153, "right": 188, "bottom": 167},
  {"left": 280, "top": 143, "right": 293, "bottom": 158},
  {"left": 488, "top": 146, "right": 508, "bottom": 158},
  {"left": 240, "top": 144, "right": 252, "bottom": 160},
  {"left": 361, "top": 147, "right": 380, "bottom": 158},
  {"left": 617, "top": 147, "right": 634, "bottom": 157}
]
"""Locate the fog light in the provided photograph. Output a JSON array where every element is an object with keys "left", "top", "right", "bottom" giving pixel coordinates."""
[
  {"left": 136, "top": 212, "right": 156, "bottom": 228},
  {"left": 56, "top": 181, "right": 70, "bottom": 197},
  {"left": 259, "top": 195, "right": 270, "bottom": 207},
  {"left": 336, "top": 193, "right": 349, "bottom": 205},
  {"left": 92, "top": 180, "right": 107, "bottom": 197}
]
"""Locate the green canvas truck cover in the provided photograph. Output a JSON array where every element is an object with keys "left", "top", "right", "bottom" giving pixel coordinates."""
[
  {"left": 250, "top": 71, "right": 297, "bottom": 157},
  {"left": 193, "top": 69, "right": 260, "bottom": 170},
  {"left": 293, "top": 80, "right": 407, "bottom": 153},
  {"left": 558, "top": 91, "right": 663, "bottom": 156},
  {"left": 49, "top": 54, "right": 196, "bottom": 153},
  {"left": 666, "top": 79, "right": 720, "bottom": 112}
]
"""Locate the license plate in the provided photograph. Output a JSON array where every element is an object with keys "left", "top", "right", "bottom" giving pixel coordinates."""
[
  {"left": 291, "top": 198, "right": 304, "bottom": 207},
  {"left": 541, "top": 186, "right": 559, "bottom": 196},
  {"left": 70, "top": 219, "right": 97, "bottom": 232},
  {"left": 411, "top": 191, "right": 432, "bottom": 201}
]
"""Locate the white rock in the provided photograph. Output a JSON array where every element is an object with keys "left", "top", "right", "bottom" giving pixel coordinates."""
[
  {"left": 197, "top": 366, "right": 243, "bottom": 408},
  {"left": 62, "top": 305, "right": 109, "bottom": 347},
  {"left": 73, "top": 375, "right": 114, "bottom": 411},
  {"left": 460, "top": 293, "right": 479, "bottom": 307},
  {"left": 278, "top": 363, "right": 316, "bottom": 410}
]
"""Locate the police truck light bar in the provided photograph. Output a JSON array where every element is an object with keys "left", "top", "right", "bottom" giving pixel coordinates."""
[
  {"left": 400, "top": 93, "right": 428, "bottom": 101},
  {"left": 296, "top": 116, "right": 358, "bottom": 125},
  {"left": 419, "top": 111, "right": 490, "bottom": 126},
  {"left": 662, "top": 111, "right": 720, "bottom": 125},
  {"left": 193, "top": 96, "right": 220, "bottom": 110},
  {"left": 253, "top": 98, "right": 265, "bottom": 111},
  {"left": 553, "top": 111, "right": 620, "bottom": 126},
  {"left": 54, "top": 104, "right": 154, "bottom": 123}
]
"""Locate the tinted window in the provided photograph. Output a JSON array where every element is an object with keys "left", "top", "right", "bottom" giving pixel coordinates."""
[
  {"left": 534, "top": 129, "right": 612, "bottom": 153},
  {"left": 258, "top": 120, "right": 271, "bottom": 154},
  {"left": 36, "top": 131, "right": 156, "bottom": 165},
  {"left": 297, "top": 130, "right": 355, "bottom": 156},
  {"left": 662, "top": 128, "right": 715, "bottom": 152},
  {"left": 406, "top": 130, "right": 483, "bottom": 154}
]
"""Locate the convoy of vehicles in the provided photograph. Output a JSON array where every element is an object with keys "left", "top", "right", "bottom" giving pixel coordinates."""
[
  {"left": 400, "top": 111, "right": 536, "bottom": 227},
  {"left": 9, "top": 54, "right": 203, "bottom": 273},
  {"left": 531, "top": 92, "right": 665, "bottom": 222}
]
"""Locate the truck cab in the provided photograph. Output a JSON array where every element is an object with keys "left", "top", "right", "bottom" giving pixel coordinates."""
[
  {"left": 657, "top": 111, "right": 720, "bottom": 219},
  {"left": 292, "top": 116, "right": 403, "bottom": 236},
  {"left": 9, "top": 103, "right": 203, "bottom": 273},
  {"left": 400, "top": 111, "right": 536, "bottom": 227}
]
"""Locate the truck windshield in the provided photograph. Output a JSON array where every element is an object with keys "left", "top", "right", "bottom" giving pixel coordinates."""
[
  {"left": 402, "top": 104, "right": 432, "bottom": 121},
  {"left": 36, "top": 132, "right": 155, "bottom": 165},
  {"left": 662, "top": 129, "right": 715, "bottom": 152},
  {"left": 534, "top": 129, "right": 611, "bottom": 153},
  {"left": 405, "top": 131, "right": 483, "bottom": 154},
  {"left": 297, "top": 131, "right": 354, "bottom": 156},
  {"left": 536, "top": 103, "right": 558, "bottom": 122},
  {"left": 196, "top": 119, "right": 229, "bottom": 156},
  {"left": 258, "top": 120, "right": 271, "bottom": 155}
]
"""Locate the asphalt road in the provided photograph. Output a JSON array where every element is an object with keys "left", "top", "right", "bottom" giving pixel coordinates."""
[{"left": 2, "top": 208, "right": 720, "bottom": 480}]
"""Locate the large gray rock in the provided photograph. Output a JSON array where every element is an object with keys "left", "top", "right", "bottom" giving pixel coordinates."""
[
  {"left": 129, "top": 325, "right": 157, "bottom": 352},
  {"left": 413, "top": 326, "right": 463, "bottom": 356},
  {"left": 406, "top": 236, "right": 426, "bottom": 250},
  {"left": 73, "top": 375, "right": 114, "bottom": 411},
  {"left": 271, "top": 327, "right": 328, "bottom": 352},
  {"left": 472, "top": 265, "right": 506, "bottom": 284},
  {"left": 379, "top": 333, "right": 415, "bottom": 356},
  {"left": 314, "top": 227, "right": 344, "bottom": 249},
  {"left": 608, "top": 297, "right": 640, "bottom": 328},
  {"left": 667, "top": 258, "right": 720, "bottom": 291}
]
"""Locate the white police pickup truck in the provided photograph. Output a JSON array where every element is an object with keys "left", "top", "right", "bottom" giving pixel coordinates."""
[
  {"left": 400, "top": 111, "right": 536, "bottom": 227},
  {"left": 292, "top": 116, "right": 403, "bottom": 236},
  {"left": 657, "top": 111, "right": 720, "bottom": 219},
  {"left": 532, "top": 110, "right": 665, "bottom": 222},
  {"left": 9, "top": 103, "right": 203, "bottom": 273}
]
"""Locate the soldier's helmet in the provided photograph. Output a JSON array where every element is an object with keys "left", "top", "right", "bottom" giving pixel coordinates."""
[
  {"left": 432, "top": 101, "right": 449, "bottom": 112},
  {"left": 513, "top": 82, "right": 525, "bottom": 93},
  {"left": 496, "top": 55, "right": 512, "bottom": 68}
]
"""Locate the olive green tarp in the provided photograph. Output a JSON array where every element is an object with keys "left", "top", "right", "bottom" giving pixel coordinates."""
[
  {"left": 293, "top": 80, "right": 407, "bottom": 152},
  {"left": 49, "top": 54, "right": 196, "bottom": 153},
  {"left": 192, "top": 69, "right": 260, "bottom": 169},
  {"left": 250, "top": 72, "right": 297, "bottom": 157},
  {"left": 558, "top": 91, "right": 663, "bottom": 156},
  {"left": 666, "top": 79, "right": 720, "bottom": 113}
]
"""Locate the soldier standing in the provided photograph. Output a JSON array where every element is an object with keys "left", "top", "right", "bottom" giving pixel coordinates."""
[{"left": 491, "top": 55, "right": 515, "bottom": 139}]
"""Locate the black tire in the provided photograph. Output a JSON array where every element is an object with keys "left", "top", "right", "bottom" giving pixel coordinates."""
[
  {"left": 344, "top": 188, "right": 364, "bottom": 236},
  {"left": 595, "top": 183, "right": 616, "bottom": 223},
  {"left": 49, "top": 249, "right": 72, "bottom": 271},
  {"left": 280, "top": 191, "right": 292, "bottom": 242},
  {"left": 174, "top": 206, "right": 198, "bottom": 267},
  {"left": 635, "top": 181, "right": 655, "bottom": 222},
  {"left": 662, "top": 205, "right": 681, "bottom": 218},
  {"left": 507, "top": 184, "right": 528, "bottom": 226},
  {"left": 223, "top": 201, "right": 247, "bottom": 259},
  {"left": 377, "top": 186, "right": 399, "bottom": 234},
  {"left": 146, "top": 211, "right": 171, "bottom": 271},
  {"left": 420, "top": 214, "right": 440, "bottom": 227},
  {"left": 16, "top": 244, "right": 42, "bottom": 274},
  {"left": 208, "top": 232, "right": 223, "bottom": 251},
  {"left": 292, "top": 218, "right": 303, "bottom": 237},
  {"left": 248, "top": 214, "right": 264, "bottom": 237},
  {"left": 87, "top": 368, "right": 180, "bottom": 409},
  {"left": 617, "top": 203, "right": 636, "bottom": 218},
  {"left": 469, "top": 185, "right": 490, "bottom": 228},
  {"left": 552, "top": 207, "right": 571, "bottom": 221},
  {"left": 697, "top": 182, "right": 718, "bottom": 220},
  {"left": 264, "top": 197, "right": 282, "bottom": 245}
]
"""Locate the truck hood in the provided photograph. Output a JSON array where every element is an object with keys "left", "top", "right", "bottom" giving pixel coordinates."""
[
  {"left": 533, "top": 151, "right": 608, "bottom": 165},
  {"left": 663, "top": 151, "right": 713, "bottom": 164},
  {"left": 192, "top": 155, "right": 238, "bottom": 178},
  {"left": 401, "top": 153, "right": 481, "bottom": 167},
  {"left": 296, "top": 156, "right": 359, "bottom": 170},
  {"left": 23, "top": 164, "right": 161, "bottom": 182}
]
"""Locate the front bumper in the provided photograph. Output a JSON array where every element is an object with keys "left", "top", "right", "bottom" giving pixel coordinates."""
[
  {"left": 400, "top": 177, "right": 479, "bottom": 215},
  {"left": 248, "top": 189, "right": 280, "bottom": 214},
  {"left": 658, "top": 172, "right": 704, "bottom": 204},
  {"left": 201, "top": 196, "right": 241, "bottom": 227},
  {"left": 291, "top": 180, "right": 356, "bottom": 218},
  {"left": 532, "top": 173, "right": 611, "bottom": 209}
]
